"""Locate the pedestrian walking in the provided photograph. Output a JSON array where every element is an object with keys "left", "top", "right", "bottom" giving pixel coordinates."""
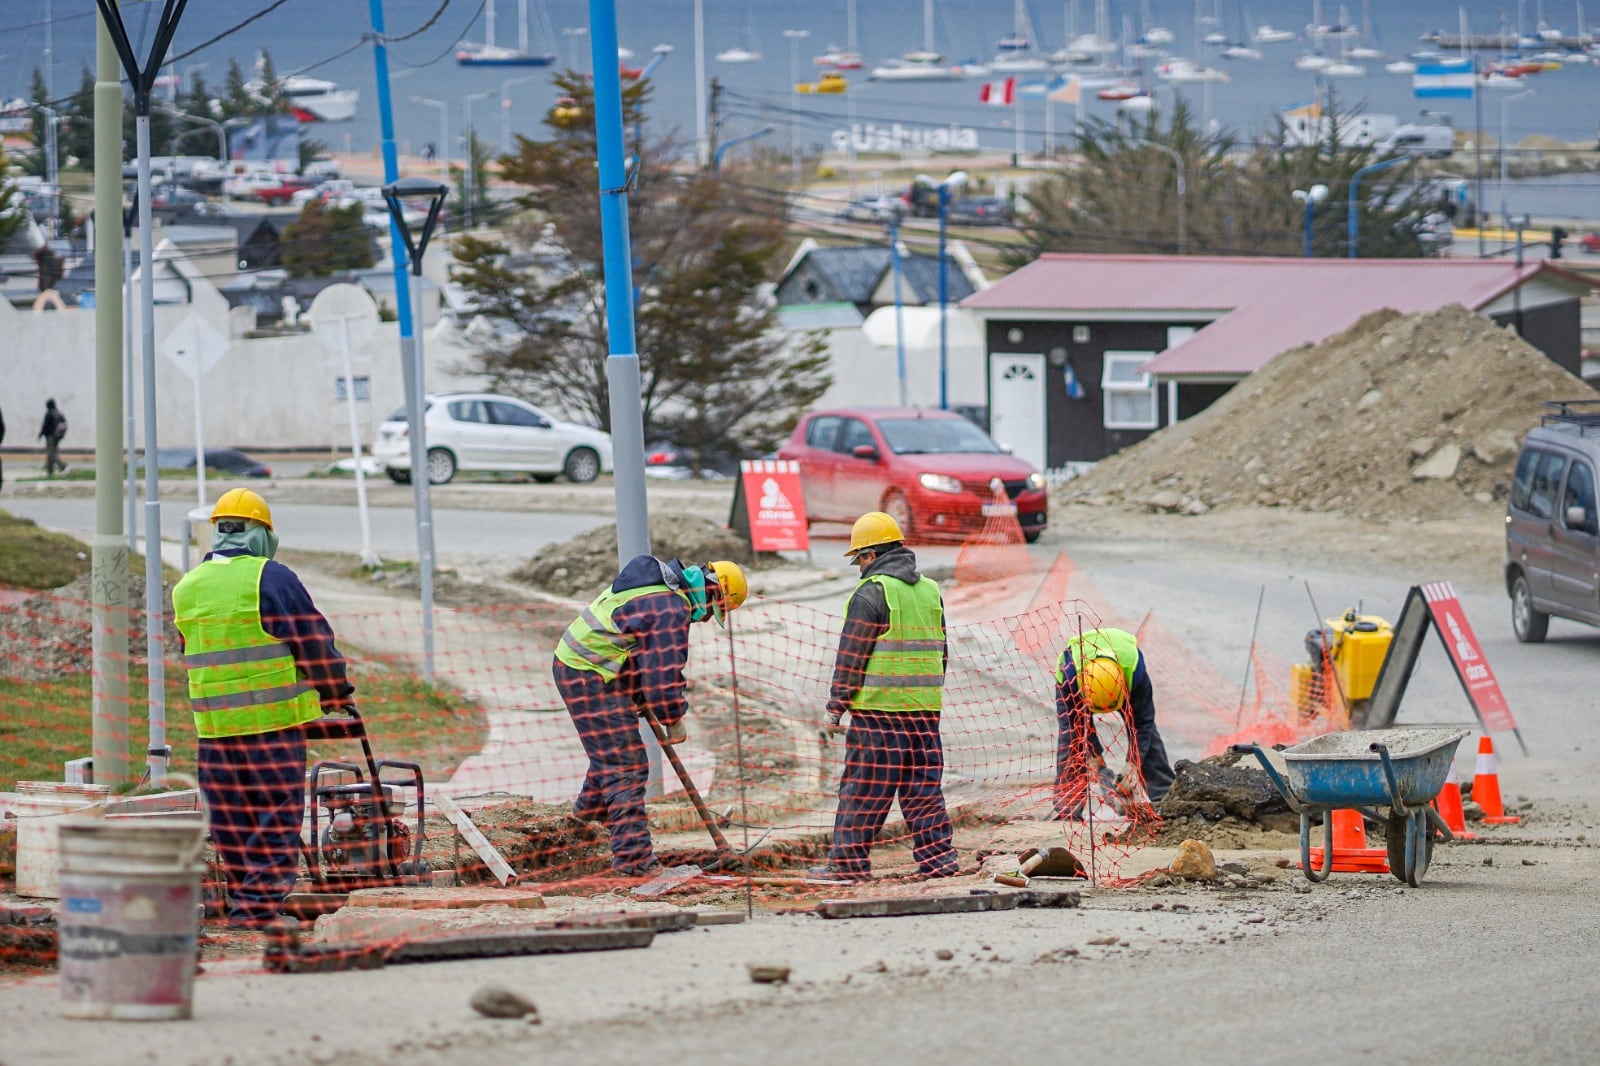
[
  {"left": 0, "top": 402, "right": 7, "bottom": 492},
  {"left": 809, "top": 511, "right": 959, "bottom": 883},
  {"left": 1053, "top": 626, "right": 1175, "bottom": 819},
  {"left": 172, "top": 489, "right": 354, "bottom": 930},
  {"left": 37, "top": 398, "right": 67, "bottom": 477},
  {"left": 552, "top": 554, "right": 747, "bottom": 876},
  {"left": 31, "top": 246, "right": 66, "bottom": 312}
]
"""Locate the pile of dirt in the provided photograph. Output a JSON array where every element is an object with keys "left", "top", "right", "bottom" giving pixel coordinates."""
[
  {"left": 0, "top": 572, "right": 176, "bottom": 682},
  {"left": 1064, "top": 305, "right": 1594, "bottom": 522},
  {"left": 422, "top": 800, "right": 614, "bottom": 883},
  {"left": 1147, "top": 751, "right": 1300, "bottom": 847},
  {"left": 513, "top": 515, "right": 756, "bottom": 597}
]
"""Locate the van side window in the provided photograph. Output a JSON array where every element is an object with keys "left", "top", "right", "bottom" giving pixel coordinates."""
[
  {"left": 1510, "top": 448, "right": 1544, "bottom": 513},
  {"left": 1523, "top": 452, "right": 1567, "bottom": 519},
  {"left": 1563, "top": 460, "right": 1598, "bottom": 533}
]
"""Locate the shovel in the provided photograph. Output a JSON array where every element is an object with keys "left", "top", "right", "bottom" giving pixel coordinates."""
[{"left": 638, "top": 704, "right": 739, "bottom": 871}]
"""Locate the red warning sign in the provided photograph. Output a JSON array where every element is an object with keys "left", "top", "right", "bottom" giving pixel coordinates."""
[
  {"left": 740, "top": 459, "right": 809, "bottom": 552},
  {"left": 1420, "top": 581, "right": 1519, "bottom": 736}
]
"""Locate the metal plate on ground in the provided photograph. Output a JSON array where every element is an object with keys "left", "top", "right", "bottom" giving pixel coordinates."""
[{"left": 815, "top": 890, "right": 1019, "bottom": 920}]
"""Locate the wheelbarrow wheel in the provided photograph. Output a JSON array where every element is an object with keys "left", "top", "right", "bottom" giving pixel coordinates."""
[{"left": 1384, "top": 811, "right": 1433, "bottom": 886}]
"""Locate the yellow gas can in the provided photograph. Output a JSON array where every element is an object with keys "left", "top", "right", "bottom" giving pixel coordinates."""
[{"left": 1325, "top": 610, "right": 1394, "bottom": 704}]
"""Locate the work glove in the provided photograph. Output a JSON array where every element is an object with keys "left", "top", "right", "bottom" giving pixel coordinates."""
[
  {"left": 822, "top": 711, "right": 847, "bottom": 737},
  {"left": 660, "top": 718, "right": 687, "bottom": 746}
]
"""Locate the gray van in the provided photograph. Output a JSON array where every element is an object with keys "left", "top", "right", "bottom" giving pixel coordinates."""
[{"left": 1505, "top": 400, "right": 1600, "bottom": 641}]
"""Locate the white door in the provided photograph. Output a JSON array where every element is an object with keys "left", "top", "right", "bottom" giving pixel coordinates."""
[{"left": 989, "top": 353, "right": 1047, "bottom": 471}]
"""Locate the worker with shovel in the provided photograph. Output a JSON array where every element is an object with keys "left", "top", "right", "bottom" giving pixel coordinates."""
[
  {"left": 810, "top": 512, "right": 959, "bottom": 883},
  {"left": 1054, "top": 627, "right": 1174, "bottom": 819},
  {"left": 172, "top": 489, "right": 353, "bottom": 930},
  {"left": 553, "top": 555, "right": 747, "bottom": 877}
]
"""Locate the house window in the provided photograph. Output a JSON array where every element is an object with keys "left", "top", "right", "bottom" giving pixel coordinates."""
[{"left": 1101, "top": 351, "right": 1158, "bottom": 430}]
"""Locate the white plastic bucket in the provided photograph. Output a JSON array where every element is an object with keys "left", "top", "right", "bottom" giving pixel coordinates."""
[
  {"left": 57, "top": 817, "right": 207, "bottom": 1021},
  {"left": 13, "top": 782, "right": 110, "bottom": 899}
]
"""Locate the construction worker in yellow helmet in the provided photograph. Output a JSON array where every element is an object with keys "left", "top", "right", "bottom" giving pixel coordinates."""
[
  {"left": 1053, "top": 627, "right": 1174, "bottom": 820},
  {"left": 171, "top": 488, "right": 353, "bottom": 930},
  {"left": 809, "top": 511, "right": 958, "bottom": 882},
  {"left": 552, "top": 553, "right": 747, "bottom": 877}
]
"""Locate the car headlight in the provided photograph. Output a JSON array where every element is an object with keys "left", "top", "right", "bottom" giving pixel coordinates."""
[
  {"left": 919, "top": 473, "right": 964, "bottom": 494},
  {"left": 1027, "top": 472, "right": 1047, "bottom": 492}
]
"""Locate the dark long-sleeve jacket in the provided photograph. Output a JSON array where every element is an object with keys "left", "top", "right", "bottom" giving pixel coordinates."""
[
  {"left": 185, "top": 548, "right": 354, "bottom": 709},
  {"left": 607, "top": 555, "right": 695, "bottom": 728},
  {"left": 1055, "top": 650, "right": 1157, "bottom": 729},
  {"left": 826, "top": 545, "right": 947, "bottom": 717}
]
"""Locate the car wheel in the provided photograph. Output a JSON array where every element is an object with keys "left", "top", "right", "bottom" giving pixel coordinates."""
[
  {"left": 881, "top": 490, "right": 914, "bottom": 541},
  {"left": 386, "top": 467, "right": 411, "bottom": 485},
  {"left": 426, "top": 448, "right": 457, "bottom": 485},
  {"left": 1510, "top": 573, "right": 1548, "bottom": 643},
  {"left": 531, "top": 473, "right": 558, "bottom": 484},
  {"left": 1023, "top": 529, "right": 1042, "bottom": 544},
  {"left": 564, "top": 447, "right": 601, "bottom": 484}
]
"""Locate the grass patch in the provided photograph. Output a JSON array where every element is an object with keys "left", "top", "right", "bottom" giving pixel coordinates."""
[
  {"left": 0, "top": 656, "right": 487, "bottom": 792},
  {"left": 0, "top": 510, "right": 91, "bottom": 589}
]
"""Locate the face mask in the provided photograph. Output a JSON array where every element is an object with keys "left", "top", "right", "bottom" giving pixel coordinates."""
[{"left": 680, "top": 564, "right": 710, "bottom": 622}]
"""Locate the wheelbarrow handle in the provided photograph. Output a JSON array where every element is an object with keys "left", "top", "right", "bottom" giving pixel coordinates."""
[
  {"left": 1368, "top": 741, "right": 1415, "bottom": 817},
  {"left": 1233, "top": 743, "right": 1298, "bottom": 814}
]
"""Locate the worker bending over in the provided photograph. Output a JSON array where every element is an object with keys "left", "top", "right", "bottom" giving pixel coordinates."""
[
  {"left": 1054, "top": 626, "right": 1175, "bottom": 818},
  {"left": 811, "top": 512, "right": 959, "bottom": 882},
  {"left": 172, "top": 489, "right": 353, "bottom": 930},
  {"left": 553, "top": 555, "right": 747, "bottom": 877}
]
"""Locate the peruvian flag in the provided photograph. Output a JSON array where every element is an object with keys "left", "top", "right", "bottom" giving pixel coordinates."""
[{"left": 979, "top": 77, "right": 1016, "bottom": 106}]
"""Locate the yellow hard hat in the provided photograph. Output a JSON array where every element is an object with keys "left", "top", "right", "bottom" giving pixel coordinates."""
[
  {"left": 845, "top": 511, "right": 903, "bottom": 557},
  {"left": 211, "top": 487, "right": 273, "bottom": 530},
  {"left": 707, "top": 560, "right": 748, "bottom": 616},
  {"left": 1079, "top": 656, "right": 1128, "bottom": 713}
]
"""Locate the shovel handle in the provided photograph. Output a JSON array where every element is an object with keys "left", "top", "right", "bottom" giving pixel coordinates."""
[{"left": 639, "top": 704, "right": 736, "bottom": 859}]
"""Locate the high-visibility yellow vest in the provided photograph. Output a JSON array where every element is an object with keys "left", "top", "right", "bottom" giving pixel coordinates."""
[
  {"left": 1056, "top": 627, "right": 1140, "bottom": 688},
  {"left": 172, "top": 555, "right": 322, "bottom": 739},
  {"left": 555, "top": 584, "right": 680, "bottom": 681},
  {"left": 851, "top": 574, "right": 945, "bottom": 713}
]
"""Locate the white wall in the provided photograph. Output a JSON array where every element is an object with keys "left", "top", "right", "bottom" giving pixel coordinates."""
[{"left": 810, "top": 324, "right": 988, "bottom": 413}]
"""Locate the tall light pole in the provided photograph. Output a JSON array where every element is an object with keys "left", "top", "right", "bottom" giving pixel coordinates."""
[
  {"left": 1133, "top": 138, "right": 1187, "bottom": 254},
  {"left": 1348, "top": 155, "right": 1408, "bottom": 258},
  {"left": 564, "top": 25, "right": 589, "bottom": 71},
  {"left": 462, "top": 89, "right": 495, "bottom": 228},
  {"left": 694, "top": 0, "right": 707, "bottom": 164},
  {"left": 1293, "top": 183, "right": 1329, "bottom": 257},
  {"left": 919, "top": 170, "right": 967, "bottom": 410},
  {"left": 1499, "top": 89, "right": 1534, "bottom": 229},
  {"left": 783, "top": 28, "right": 809, "bottom": 184},
  {"left": 887, "top": 213, "right": 909, "bottom": 406},
  {"left": 411, "top": 96, "right": 449, "bottom": 181}
]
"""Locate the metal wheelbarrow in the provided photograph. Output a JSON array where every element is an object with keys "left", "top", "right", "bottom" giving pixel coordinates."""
[{"left": 1234, "top": 727, "right": 1468, "bottom": 887}]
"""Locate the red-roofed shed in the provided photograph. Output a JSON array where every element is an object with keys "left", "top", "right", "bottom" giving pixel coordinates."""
[{"left": 960, "top": 254, "right": 1590, "bottom": 465}]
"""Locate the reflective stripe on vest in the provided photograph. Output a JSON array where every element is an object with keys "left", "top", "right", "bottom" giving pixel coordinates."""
[
  {"left": 554, "top": 585, "right": 675, "bottom": 681},
  {"left": 171, "top": 554, "right": 322, "bottom": 739},
  {"left": 1055, "top": 627, "right": 1140, "bottom": 688},
  {"left": 852, "top": 574, "right": 945, "bottom": 713}
]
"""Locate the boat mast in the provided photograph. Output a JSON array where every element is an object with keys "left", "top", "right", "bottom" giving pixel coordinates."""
[
  {"left": 485, "top": 0, "right": 497, "bottom": 50},
  {"left": 848, "top": 0, "right": 858, "bottom": 54},
  {"left": 519, "top": 0, "right": 528, "bottom": 55},
  {"left": 924, "top": 0, "right": 935, "bottom": 54}
]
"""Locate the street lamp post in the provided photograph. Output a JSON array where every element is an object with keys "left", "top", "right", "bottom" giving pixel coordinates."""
[
  {"left": 382, "top": 176, "right": 450, "bottom": 683},
  {"left": 1293, "top": 183, "right": 1329, "bottom": 257},
  {"left": 1347, "top": 155, "right": 1408, "bottom": 258},
  {"left": 1133, "top": 139, "right": 1187, "bottom": 254},
  {"left": 500, "top": 74, "right": 542, "bottom": 152},
  {"left": 462, "top": 89, "right": 495, "bottom": 228},
  {"left": 1499, "top": 89, "right": 1535, "bottom": 230},
  {"left": 887, "top": 213, "right": 909, "bottom": 406},
  {"left": 411, "top": 96, "right": 449, "bottom": 181},
  {"left": 564, "top": 25, "right": 589, "bottom": 71},
  {"left": 918, "top": 170, "right": 967, "bottom": 410},
  {"left": 783, "top": 28, "right": 809, "bottom": 184}
]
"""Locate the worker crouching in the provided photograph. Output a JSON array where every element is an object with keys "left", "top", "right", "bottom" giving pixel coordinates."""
[
  {"left": 172, "top": 489, "right": 353, "bottom": 930},
  {"left": 1054, "top": 626, "right": 1175, "bottom": 819},
  {"left": 552, "top": 555, "right": 747, "bottom": 876},
  {"left": 810, "top": 512, "right": 959, "bottom": 882}
]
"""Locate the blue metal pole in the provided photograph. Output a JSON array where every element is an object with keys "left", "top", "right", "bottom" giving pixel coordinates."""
[
  {"left": 1303, "top": 199, "right": 1315, "bottom": 257},
  {"left": 370, "top": 0, "right": 435, "bottom": 680},
  {"left": 938, "top": 184, "right": 949, "bottom": 410},
  {"left": 590, "top": 0, "right": 651, "bottom": 565},
  {"left": 1348, "top": 156, "right": 1406, "bottom": 259},
  {"left": 888, "top": 215, "right": 908, "bottom": 406}
]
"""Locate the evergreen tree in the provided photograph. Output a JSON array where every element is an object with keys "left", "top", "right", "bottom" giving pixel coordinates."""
[
  {"left": 0, "top": 152, "right": 25, "bottom": 247},
  {"left": 449, "top": 71, "right": 830, "bottom": 467},
  {"left": 220, "top": 59, "right": 255, "bottom": 121},
  {"left": 57, "top": 66, "right": 97, "bottom": 171},
  {"left": 447, "top": 129, "right": 494, "bottom": 222},
  {"left": 282, "top": 200, "right": 375, "bottom": 277},
  {"left": 28, "top": 69, "right": 50, "bottom": 159},
  {"left": 256, "top": 51, "right": 287, "bottom": 113}
]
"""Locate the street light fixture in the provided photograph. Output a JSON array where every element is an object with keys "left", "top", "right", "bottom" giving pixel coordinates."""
[
  {"left": 382, "top": 175, "right": 450, "bottom": 684},
  {"left": 783, "top": 29, "right": 810, "bottom": 183},
  {"left": 1499, "top": 89, "right": 1535, "bottom": 231},
  {"left": 462, "top": 89, "right": 496, "bottom": 228},
  {"left": 917, "top": 169, "right": 968, "bottom": 409},
  {"left": 411, "top": 96, "right": 449, "bottom": 181},
  {"left": 1292, "top": 183, "right": 1329, "bottom": 257},
  {"left": 500, "top": 74, "right": 542, "bottom": 153},
  {"left": 1347, "top": 155, "right": 1408, "bottom": 258},
  {"left": 563, "top": 26, "right": 589, "bottom": 72}
]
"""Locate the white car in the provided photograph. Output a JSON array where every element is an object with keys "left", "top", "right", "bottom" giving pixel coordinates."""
[
  {"left": 373, "top": 393, "right": 614, "bottom": 485},
  {"left": 222, "top": 170, "right": 286, "bottom": 200}
]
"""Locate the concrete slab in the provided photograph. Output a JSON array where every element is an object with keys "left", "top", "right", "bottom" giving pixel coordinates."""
[{"left": 343, "top": 886, "right": 547, "bottom": 910}]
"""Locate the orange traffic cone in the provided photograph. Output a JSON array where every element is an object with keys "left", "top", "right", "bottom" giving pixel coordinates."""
[
  {"left": 1432, "top": 762, "right": 1477, "bottom": 841},
  {"left": 1306, "top": 808, "right": 1390, "bottom": 873},
  {"left": 1473, "top": 736, "right": 1521, "bottom": 825}
]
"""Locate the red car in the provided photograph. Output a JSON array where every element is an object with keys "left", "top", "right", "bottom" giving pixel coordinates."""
[
  {"left": 778, "top": 407, "right": 1048, "bottom": 543},
  {"left": 1580, "top": 231, "right": 1600, "bottom": 254}
]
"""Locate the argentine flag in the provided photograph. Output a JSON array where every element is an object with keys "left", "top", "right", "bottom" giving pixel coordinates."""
[{"left": 1413, "top": 60, "right": 1474, "bottom": 99}]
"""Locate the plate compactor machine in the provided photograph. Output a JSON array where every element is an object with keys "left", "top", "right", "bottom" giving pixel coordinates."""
[
  {"left": 1290, "top": 608, "right": 1395, "bottom": 729},
  {"left": 301, "top": 707, "right": 433, "bottom": 891}
]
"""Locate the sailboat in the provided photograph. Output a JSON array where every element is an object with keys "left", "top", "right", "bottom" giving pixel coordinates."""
[
  {"left": 870, "top": 0, "right": 962, "bottom": 80},
  {"left": 717, "top": 1, "right": 762, "bottom": 63},
  {"left": 992, "top": 0, "right": 1050, "bottom": 71},
  {"left": 457, "top": 0, "right": 557, "bottom": 66},
  {"left": 1142, "top": 0, "right": 1176, "bottom": 44},
  {"left": 815, "top": 0, "right": 864, "bottom": 69},
  {"left": 1344, "top": 0, "right": 1385, "bottom": 59}
]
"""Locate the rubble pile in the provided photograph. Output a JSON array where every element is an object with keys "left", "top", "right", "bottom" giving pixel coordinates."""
[
  {"left": 1066, "top": 305, "right": 1594, "bottom": 521},
  {"left": 1148, "top": 751, "right": 1299, "bottom": 847},
  {"left": 513, "top": 515, "right": 755, "bottom": 597}
]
